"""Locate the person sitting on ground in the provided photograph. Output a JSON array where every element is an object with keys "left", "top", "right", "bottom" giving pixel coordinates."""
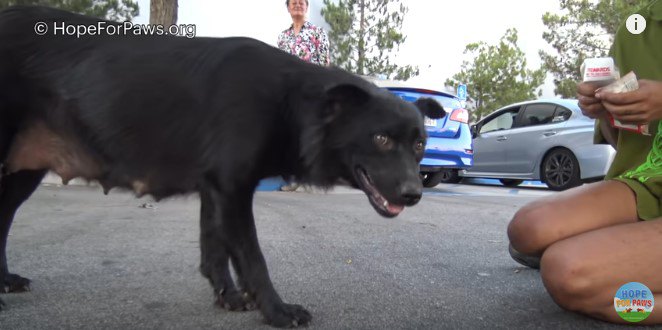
[{"left": 507, "top": 1, "right": 662, "bottom": 324}]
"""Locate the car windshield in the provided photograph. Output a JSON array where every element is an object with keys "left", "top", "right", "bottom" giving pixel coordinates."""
[{"left": 389, "top": 90, "right": 461, "bottom": 111}]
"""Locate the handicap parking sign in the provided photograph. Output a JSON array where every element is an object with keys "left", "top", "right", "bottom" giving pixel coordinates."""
[{"left": 457, "top": 84, "right": 467, "bottom": 101}]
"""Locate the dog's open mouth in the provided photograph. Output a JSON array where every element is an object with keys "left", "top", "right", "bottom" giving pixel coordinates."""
[{"left": 355, "top": 167, "right": 404, "bottom": 218}]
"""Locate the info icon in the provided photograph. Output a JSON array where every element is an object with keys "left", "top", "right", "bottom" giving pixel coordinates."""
[
  {"left": 614, "top": 282, "right": 654, "bottom": 323},
  {"left": 626, "top": 14, "right": 647, "bottom": 34}
]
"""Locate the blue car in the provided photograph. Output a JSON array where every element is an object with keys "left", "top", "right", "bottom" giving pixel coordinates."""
[{"left": 366, "top": 77, "right": 474, "bottom": 187}]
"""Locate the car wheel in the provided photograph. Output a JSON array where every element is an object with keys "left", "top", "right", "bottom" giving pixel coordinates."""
[
  {"left": 439, "top": 169, "right": 462, "bottom": 184},
  {"left": 542, "top": 148, "right": 582, "bottom": 191},
  {"left": 421, "top": 172, "right": 442, "bottom": 188},
  {"left": 421, "top": 170, "right": 461, "bottom": 187},
  {"left": 499, "top": 179, "right": 523, "bottom": 187}
]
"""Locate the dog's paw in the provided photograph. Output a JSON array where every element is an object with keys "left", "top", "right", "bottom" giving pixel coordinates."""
[
  {"left": 2, "top": 273, "right": 31, "bottom": 293},
  {"left": 215, "top": 290, "right": 256, "bottom": 311},
  {"left": 0, "top": 296, "right": 5, "bottom": 311},
  {"left": 264, "top": 303, "right": 312, "bottom": 328}
]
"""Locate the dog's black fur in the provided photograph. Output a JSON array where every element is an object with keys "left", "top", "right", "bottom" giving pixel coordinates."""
[{"left": 0, "top": 5, "right": 445, "bottom": 327}]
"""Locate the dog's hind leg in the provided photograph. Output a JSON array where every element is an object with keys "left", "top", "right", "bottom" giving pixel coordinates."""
[
  {"left": 0, "top": 169, "right": 46, "bottom": 310},
  {"left": 201, "top": 183, "right": 312, "bottom": 328},
  {"left": 199, "top": 186, "right": 256, "bottom": 311}
]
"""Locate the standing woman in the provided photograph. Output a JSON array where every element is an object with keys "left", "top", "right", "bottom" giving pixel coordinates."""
[
  {"left": 277, "top": 0, "right": 330, "bottom": 191},
  {"left": 278, "top": 0, "right": 330, "bottom": 67}
]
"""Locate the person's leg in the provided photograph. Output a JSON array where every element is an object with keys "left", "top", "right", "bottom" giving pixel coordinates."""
[
  {"left": 541, "top": 218, "right": 662, "bottom": 324},
  {"left": 508, "top": 180, "right": 639, "bottom": 259}
]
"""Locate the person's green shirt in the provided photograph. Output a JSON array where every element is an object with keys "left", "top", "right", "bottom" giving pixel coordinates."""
[{"left": 598, "top": 0, "right": 662, "bottom": 220}]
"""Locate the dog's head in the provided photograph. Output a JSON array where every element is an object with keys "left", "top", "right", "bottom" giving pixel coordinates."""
[{"left": 300, "top": 78, "right": 446, "bottom": 218}]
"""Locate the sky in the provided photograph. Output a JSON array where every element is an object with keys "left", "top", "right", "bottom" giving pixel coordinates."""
[{"left": 133, "top": 0, "right": 564, "bottom": 98}]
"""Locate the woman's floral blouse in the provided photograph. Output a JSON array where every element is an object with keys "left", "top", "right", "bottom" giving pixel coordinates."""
[{"left": 278, "top": 21, "right": 330, "bottom": 66}]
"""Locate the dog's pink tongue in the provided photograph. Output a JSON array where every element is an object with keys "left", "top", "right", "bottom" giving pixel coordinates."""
[{"left": 388, "top": 204, "right": 405, "bottom": 215}]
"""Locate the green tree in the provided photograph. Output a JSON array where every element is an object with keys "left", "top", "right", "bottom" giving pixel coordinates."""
[
  {"left": 321, "top": 0, "right": 418, "bottom": 80},
  {"left": 446, "top": 28, "right": 545, "bottom": 121},
  {"left": 0, "top": 0, "right": 139, "bottom": 21},
  {"left": 540, "top": 0, "right": 654, "bottom": 97}
]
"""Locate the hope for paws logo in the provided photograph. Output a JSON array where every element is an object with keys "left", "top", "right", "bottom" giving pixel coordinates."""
[{"left": 614, "top": 282, "right": 654, "bottom": 322}]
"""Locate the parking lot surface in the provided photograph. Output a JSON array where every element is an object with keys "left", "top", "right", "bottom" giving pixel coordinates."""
[{"left": 0, "top": 182, "right": 645, "bottom": 329}]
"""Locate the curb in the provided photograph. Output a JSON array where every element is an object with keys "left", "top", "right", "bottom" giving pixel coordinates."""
[{"left": 41, "top": 173, "right": 290, "bottom": 192}]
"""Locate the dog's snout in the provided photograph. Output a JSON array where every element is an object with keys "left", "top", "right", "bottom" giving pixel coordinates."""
[{"left": 400, "top": 184, "right": 422, "bottom": 206}]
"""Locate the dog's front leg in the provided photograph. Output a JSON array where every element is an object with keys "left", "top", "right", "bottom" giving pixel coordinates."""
[
  {"left": 0, "top": 170, "right": 47, "bottom": 309},
  {"left": 199, "top": 187, "right": 256, "bottom": 311},
  {"left": 203, "top": 185, "right": 311, "bottom": 328}
]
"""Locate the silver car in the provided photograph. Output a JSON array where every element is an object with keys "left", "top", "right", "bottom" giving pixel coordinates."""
[{"left": 460, "top": 99, "right": 615, "bottom": 191}]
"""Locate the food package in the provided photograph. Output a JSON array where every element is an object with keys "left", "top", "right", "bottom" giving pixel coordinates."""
[{"left": 597, "top": 71, "right": 650, "bottom": 135}]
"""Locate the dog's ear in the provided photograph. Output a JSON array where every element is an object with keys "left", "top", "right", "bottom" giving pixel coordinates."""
[
  {"left": 326, "top": 83, "right": 370, "bottom": 105},
  {"left": 323, "top": 83, "right": 371, "bottom": 122},
  {"left": 414, "top": 97, "right": 446, "bottom": 119}
]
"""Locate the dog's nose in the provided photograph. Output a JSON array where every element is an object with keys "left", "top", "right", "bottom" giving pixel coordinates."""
[{"left": 400, "top": 184, "right": 422, "bottom": 206}]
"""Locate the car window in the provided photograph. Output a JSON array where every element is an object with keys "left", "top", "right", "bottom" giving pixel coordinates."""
[
  {"left": 518, "top": 104, "right": 557, "bottom": 127},
  {"left": 551, "top": 107, "right": 573, "bottom": 123},
  {"left": 479, "top": 109, "right": 519, "bottom": 133}
]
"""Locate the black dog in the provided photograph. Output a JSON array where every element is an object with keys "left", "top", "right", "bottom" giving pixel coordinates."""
[{"left": 0, "top": 5, "right": 445, "bottom": 327}]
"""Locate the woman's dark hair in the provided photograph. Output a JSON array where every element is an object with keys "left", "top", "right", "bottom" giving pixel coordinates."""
[{"left": 286, "top": 0, "right": 308, "bottom": 6}]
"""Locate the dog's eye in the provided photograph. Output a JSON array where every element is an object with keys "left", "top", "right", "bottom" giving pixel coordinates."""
[
  {"left": 415, "top": 140, "right": 425, "bottom": 151},
  {"left": 374, "top": 134, "right": 388, "bottom": 145},
  {"left": 373, "top": 134, "right": 392, "bottom": 150}
]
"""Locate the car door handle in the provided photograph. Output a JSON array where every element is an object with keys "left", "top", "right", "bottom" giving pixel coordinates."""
[
  {"left": 496, "top": 136, "right": 508, "bottom": 141},
  {"left": 543, "top": 131, "right": 557, "bottom": 137}
]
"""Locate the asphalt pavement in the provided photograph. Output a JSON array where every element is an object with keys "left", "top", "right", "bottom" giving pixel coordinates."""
[{"left": 0, "top": 181, "right": 654, "bottom": 329}]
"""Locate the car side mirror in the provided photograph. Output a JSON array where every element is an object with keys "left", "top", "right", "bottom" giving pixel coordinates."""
[{"left": 470, "top": 124, "right": 478, "bottom": 139}]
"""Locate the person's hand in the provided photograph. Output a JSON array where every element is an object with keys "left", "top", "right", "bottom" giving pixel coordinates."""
[
  {"left": 596, "top": 79, "right": 662, "bottom": 125},
  {"left": 577, "top": 82, "right": 608, "bottom": 119}
]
